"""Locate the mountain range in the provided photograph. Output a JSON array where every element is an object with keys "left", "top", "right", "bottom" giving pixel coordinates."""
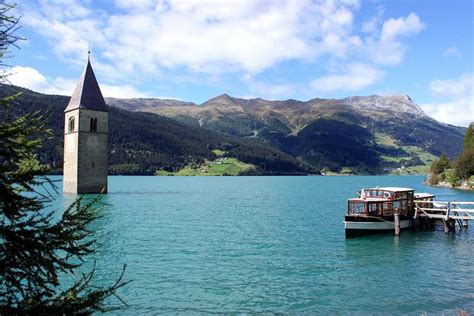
[
  {"left": 0, "top": 84, "right": 311, "bottom": 175},
  {"left": 1, "top": 84, "right": 466, "bottom": 175},
  {"left": 107, "top": 92, "right": 466, "bottom": 174}
]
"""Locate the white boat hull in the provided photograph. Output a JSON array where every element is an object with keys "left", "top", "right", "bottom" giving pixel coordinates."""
[{"left": 344, "top": 219, "right": 411, "bottom": 231}]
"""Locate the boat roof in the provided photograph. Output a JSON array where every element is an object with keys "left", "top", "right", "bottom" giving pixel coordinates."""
[
  {"left": 363, "top": 187, "right": 414, "bottom": 192},
  {"left": 414, "top": 193, "right": 435, "bottom": 198},
  {"left": 349, "top": 198, "right": 390, "bottom": 202}
]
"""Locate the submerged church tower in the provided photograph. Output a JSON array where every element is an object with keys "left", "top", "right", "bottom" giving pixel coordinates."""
[{"left": 63, "top": 53, "right": 108, "bottom": 194}]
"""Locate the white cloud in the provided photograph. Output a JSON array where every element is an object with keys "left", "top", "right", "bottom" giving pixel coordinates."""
[
  {"left": 2, "top": 66, "right": 76, "bottom": 95},
  {"left": 2, "top": 65, "right": 148, "bottom": 98},
  {"left": 18, "top": 0, "right": 426, "bottom": 97},
  {"left": 100, "top": 84, "right": 149, "bottom": 98},
  {"left": 361, "top": 5, "right": 384, "bottom": 33},
  {"left": 310, "top": 63, "right": 384, "bottom": 92},
  {"left": 421, "top": 73, "right": 474, "bottom": 127},
  {"left": 3, "top": 66, "right": 50, "bottom": 91},
  {"left": 364, "top": 12, "right": 424, "bottom": 65},
  {"left": 443, "top": 47, "right": 462, "bottom": 58},
  {"left": 380, "top": 13, "right": 424, "bottom": 42},
  {"left": 22, "top": 0, "right": 363, "bottom": 76},
  {"left": 429, "top": 73, "right": 473, "bottom": 98}
]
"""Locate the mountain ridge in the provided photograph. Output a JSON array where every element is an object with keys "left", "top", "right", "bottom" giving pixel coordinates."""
[
  {"left": 1, "top": 83, "right": 466, "bottom": 174},
  {"left": 105, "top": 91, "right": 466, "bottom": 174},
  {"left": 107, "top": 93, "right": 426, "bottom": 117},
  {"left": 0, "top": 84, "right": 312, "bottom": 175}
]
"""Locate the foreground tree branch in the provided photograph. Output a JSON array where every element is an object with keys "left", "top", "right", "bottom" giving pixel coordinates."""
[{"left": 0, "top": 2, "right": 129, "bottom": 314}]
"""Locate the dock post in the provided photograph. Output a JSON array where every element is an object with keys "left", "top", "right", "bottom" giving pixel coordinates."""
[
  {"left": 446, "top": 202, "right": 451, "bottom": 221},
  {"left": 444, "top": 202, "right": 451, "bottom": 233},
  {"left": 463, "top": 219, "right": 469, "bottom": 229},
  {"left": 443, "top": 220, "right": 449, "bottom": 233},
  {"left": 394, "top": 212, "right": 400, "bottom": 236}
]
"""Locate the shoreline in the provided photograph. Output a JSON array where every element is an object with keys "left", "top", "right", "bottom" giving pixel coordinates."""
[{"left": 427, "top": 180, "right": 474, "bottom": 191}]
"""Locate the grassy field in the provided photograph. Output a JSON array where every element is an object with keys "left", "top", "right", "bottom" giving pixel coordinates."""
[
  {"left": 212, "top": 149, "right": 226, "bottom": 157},
  {"left": 380, "top": 155, "right": 411, "bottom": 163},
  {"left": 401, "top": 146, "right": 438, "bottom": 164},
  {"left": 374, "top": 132, "right": 398, "bottom": 147},
  {"left": 388, "top": 146, "right": 438, "bottom": 175},
  {"left": 374, "top": 132, "right": 438, "bottom": 175},
  {"left": 156, "top": 157, "right": 256, "bottom": 176}
]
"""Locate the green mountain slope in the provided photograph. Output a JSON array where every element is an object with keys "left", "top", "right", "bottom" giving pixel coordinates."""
[
  {"left": 2, "top": 84, "right": 465, "bottom": 175},
  {"left": 0, "top": 84, "right": 311, "bottom": 175},
  {"left": 107, "top": 93, "right": 466, "bottom": 173}
]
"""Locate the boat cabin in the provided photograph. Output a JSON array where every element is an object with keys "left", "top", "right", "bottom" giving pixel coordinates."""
[
  {"left": 345, "top": 187, "right": 437, "bottom": 237},
  {"left": 347, "top": 187, "right": 415, "bottom": 218},
  {"left": 413, "top": 193, "right": 435, "bottom": 208}
]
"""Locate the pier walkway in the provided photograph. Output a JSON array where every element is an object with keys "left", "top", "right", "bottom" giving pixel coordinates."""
[{"left": 414, "top": 201, "right": 474, "bottom": 232}]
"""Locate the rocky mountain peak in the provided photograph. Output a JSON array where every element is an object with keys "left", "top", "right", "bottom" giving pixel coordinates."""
[
  {"left": 203, "top": 93, "right": 237, "bottom": 106},
  {"left": 342, "top": 94, "right": 425, "bottom": 116}
]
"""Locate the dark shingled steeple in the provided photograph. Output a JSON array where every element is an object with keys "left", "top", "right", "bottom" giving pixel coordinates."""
[{"left": 64, "top": 55, "right": 108, "bottom": 112}]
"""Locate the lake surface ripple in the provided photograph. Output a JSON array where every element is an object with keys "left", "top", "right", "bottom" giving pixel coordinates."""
[{"left": 53, "top": 176, "right": 474, "bottom": 314}]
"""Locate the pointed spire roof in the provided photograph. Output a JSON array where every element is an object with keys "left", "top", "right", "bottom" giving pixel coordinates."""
[{"left": 64, "top": 55, "right": 108, "bottom": 112}]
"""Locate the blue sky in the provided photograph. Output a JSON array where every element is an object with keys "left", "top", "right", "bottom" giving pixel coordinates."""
[{"left": 3, "top": 0, "right": 473, "bottom": 126}]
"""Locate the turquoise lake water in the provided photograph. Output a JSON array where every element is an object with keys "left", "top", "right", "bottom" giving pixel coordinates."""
[{"left": 51, "top": 176, "right": 474, "bottom": 314}]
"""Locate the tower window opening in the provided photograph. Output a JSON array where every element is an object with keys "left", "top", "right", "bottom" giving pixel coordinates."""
[
  {"left": 68, "top": 116, "right": 75, "bottom": 132},
  {"left": 90, "top": 118, "right": 98, "bottom": 132}
]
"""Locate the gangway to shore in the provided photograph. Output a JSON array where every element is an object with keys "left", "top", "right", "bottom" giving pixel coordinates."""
[{"left": 414, "top": 201, "right": 474, "bottom": 232}]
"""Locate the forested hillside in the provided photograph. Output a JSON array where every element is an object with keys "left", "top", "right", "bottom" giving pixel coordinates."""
[
  {"left": 108, "top": 93, "right": 466, "bottom": 174},
  {"left": 2, "top": 84, "right": 467, "bottom": 175},
  {"left": 0, "top": 84, "right": 311, "bottom": 175}
]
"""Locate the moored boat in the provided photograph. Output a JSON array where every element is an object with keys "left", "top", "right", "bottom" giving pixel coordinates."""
[{"left": 344, "top": 187, "right": 435, "bottom": 237}]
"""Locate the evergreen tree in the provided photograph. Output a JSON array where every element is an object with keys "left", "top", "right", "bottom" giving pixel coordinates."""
[
  {"left": 453, "top": 124, "right": 474, "bottom": 181},
  {"left": 464, "top": 123, "right": 474, "bottom": 151},
  {"left": 454, "top": 148, "right": 474, "bottom": 181},
  {"left": 1, "top": 3, "right": 128, "bottom": 314},
  {"left": 430, "top": 152, "right": 450, "bottom": 175}
]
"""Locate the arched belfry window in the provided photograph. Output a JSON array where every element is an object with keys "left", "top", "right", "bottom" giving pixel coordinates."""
[
  {"left": 90, "top": 118, "right": 98, "bottom": 132},
  {"left": 68, "top": 116, "right": 75, "bottom": 132}
]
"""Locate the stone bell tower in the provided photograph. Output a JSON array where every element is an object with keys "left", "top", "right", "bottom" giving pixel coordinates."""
[{"left": 63, "top": 53, "right": 108, "bottom": 194}]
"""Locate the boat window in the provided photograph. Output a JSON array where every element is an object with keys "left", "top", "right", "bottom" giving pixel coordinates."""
[
  {"left": 393, "top": 201, "right": 401, "bottom": 213},
  {"left": 382, "top": 191, "right": 391, "bottom": 199},
  {"left": 383, "top": 202, "right": 393, "bottom": 216},
  {"left": 369, "top": 203, "right": 381, "bottom": 215},
  {"left": 368, "top": 190, "right": 382, "bottom": 197},
  {"left": 401, "top": 200, "right": 407, "bottom": 215},
  {"left": 349, "top": 202, "right": 365, "bottom": 215},
  {"left": 401, "top": 192, "right": 407, "bottom": 199}
]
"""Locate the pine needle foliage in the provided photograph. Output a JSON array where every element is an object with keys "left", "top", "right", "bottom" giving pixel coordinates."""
[
  {"left": 1, "top": 2, "right": 128, "bottom": 314},
  {"left": 0, "top": 3, "right": 22, "bottom": 72},
  {"left": 0, "top": 94, "right": 129, "bottom": 314},
  {"left": 464, "top": 124, "right": 474, "bottom": 151}
]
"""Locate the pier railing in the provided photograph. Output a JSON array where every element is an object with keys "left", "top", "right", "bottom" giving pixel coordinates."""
[{"left": 414, "top": 201, "right": 474, "bottom": 220}]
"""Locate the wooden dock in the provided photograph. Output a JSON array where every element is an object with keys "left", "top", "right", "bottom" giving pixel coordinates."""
[{"left": 414, "top": 201, "right": 474, "bottom": 232}]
